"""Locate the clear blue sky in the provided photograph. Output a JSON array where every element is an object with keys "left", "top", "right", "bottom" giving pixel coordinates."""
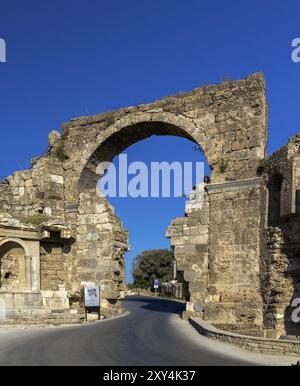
[{"left": 1, "top": 0, "right": 300, "bottom": 282}]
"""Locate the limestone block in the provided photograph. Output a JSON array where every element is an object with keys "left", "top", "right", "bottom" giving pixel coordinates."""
[{"left": 49, "top": 175, "right": 64, "bottom": 184}]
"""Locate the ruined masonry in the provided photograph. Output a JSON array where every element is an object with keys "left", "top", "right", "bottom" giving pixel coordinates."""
[{"left": 0, "top": 73, "right": 299, "bottom": 337}]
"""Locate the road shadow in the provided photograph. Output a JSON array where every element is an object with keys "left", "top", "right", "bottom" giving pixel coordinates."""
[{"left": 125, "top": 296, "right": 185, "bottom": 315}]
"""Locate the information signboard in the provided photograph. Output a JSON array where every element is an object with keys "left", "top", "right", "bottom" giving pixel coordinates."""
[{"left": 84, "top": 286, "right": 100, "bottom": 307}]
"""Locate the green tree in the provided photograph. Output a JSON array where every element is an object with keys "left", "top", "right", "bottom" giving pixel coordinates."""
[{"left": 132, "top": 249, "right": 174, "bottom": 289}]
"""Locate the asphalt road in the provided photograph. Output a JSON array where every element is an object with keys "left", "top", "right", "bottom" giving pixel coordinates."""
[{"left": 0, "top": 297, "right": 289, "bottom": 366}]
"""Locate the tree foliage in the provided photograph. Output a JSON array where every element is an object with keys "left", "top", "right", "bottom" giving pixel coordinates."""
[{"left": 132, "top": 249, "right": 173, "bottom": 289}]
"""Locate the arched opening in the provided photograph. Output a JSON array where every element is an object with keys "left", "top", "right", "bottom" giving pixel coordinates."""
[
  {"left": 76, "top": 120, "right": 210, "bottom": 315},
  {"left": 106, "top": 136, "right": 209, "bottom": 284},
  {"left": 0, "top": 241, "right": 27, "bottom": 290},
  {"left": 267, "top": 172, "right": 283, "bottom": 227},
  {"left": 78, "top": 120, "right": 200, "bottom": 192}
]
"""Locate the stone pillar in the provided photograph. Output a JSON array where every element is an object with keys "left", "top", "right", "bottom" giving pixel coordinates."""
[
  {"left": 31, "top": 254, "right": 40, "bottom": 291},
  {"left": 76, "top": 190, "right": 129, "bottom": 317},
  {"left": 262, "top": 227, "right": 294, "bottom": 338},
  {"left": 167, "top": 189, "right": 210, "bottom": 319},
  {"left": 27, "top": 240, "right": 41, "bottom": 291},
  {"left": 205, "top": 178, "right": 265, "bottom": 335},
  {"left": 25, "top": 255, "right": 32, "bottom": 290}
]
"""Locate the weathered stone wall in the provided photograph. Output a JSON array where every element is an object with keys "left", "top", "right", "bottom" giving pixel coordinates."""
[
  {"left": 258, "top": 134, "right": 300, "bottom": 337},
  {"left": 260, "top": 134, "right": 300, "bottom": 218},
  {"left": 40, "top": 242, "right": 67, "bottom": 291},
  {"left": 205, "top": 178, "right": 265, "bottom": 335},
  {"left": 262, "top": 228, "right": 294, "bottom": 338},
  {"left": 76, "top": 190, "right": 128, "bottom": 317},
  {"left": 281, "top": 219, "right": 300, "bottom": 336},
  {"left": 167, "top": 191, "right": 210, "bottom": 317},
  {"left": 0, "top": 290, "right": 81, "bottom": 325},
  {"left": 169, "top": 131, "right": 300, "bottom": 337},
  {"left": 0, "top": 216, "right": 81, "bottom": 324},
  {"left": 168, "top": 178, "right": 267, "bottom": 335},
  {"left": 0, "top": 136, "right": 65, "bottom": 220}
]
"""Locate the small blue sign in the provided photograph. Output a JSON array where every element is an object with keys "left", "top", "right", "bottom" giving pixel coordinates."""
[{"left": 154, "top": 279, "right": 159, "bottom": 289}]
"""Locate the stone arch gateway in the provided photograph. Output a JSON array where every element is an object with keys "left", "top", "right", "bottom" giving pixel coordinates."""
[
  {"left": 62, "top": 73, "right": 267, "bottom": 200},
  {"left": 59, "top": 73, "right": 267, "bottom": 321},
  {"left": 3, "top": 72, "right": 296, "bottom": 338}
]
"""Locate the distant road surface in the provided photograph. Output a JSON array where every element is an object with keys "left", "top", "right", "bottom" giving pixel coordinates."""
[{"left": 0, "top": 296, "right": 294, "bottom": 366}]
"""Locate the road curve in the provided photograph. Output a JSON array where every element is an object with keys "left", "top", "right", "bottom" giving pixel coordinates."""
[{"left": 0, "top": 296, "right": 285, "bottom": 366}]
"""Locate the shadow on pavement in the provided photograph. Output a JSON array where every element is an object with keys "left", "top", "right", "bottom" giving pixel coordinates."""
[{"left": 125, "top": 296, "right": 185, "bottom": 315}]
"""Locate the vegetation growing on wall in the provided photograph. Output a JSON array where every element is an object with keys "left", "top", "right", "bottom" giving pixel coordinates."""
[{"left": 17, "top": 213, "right": 50, "bottom": 226}]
